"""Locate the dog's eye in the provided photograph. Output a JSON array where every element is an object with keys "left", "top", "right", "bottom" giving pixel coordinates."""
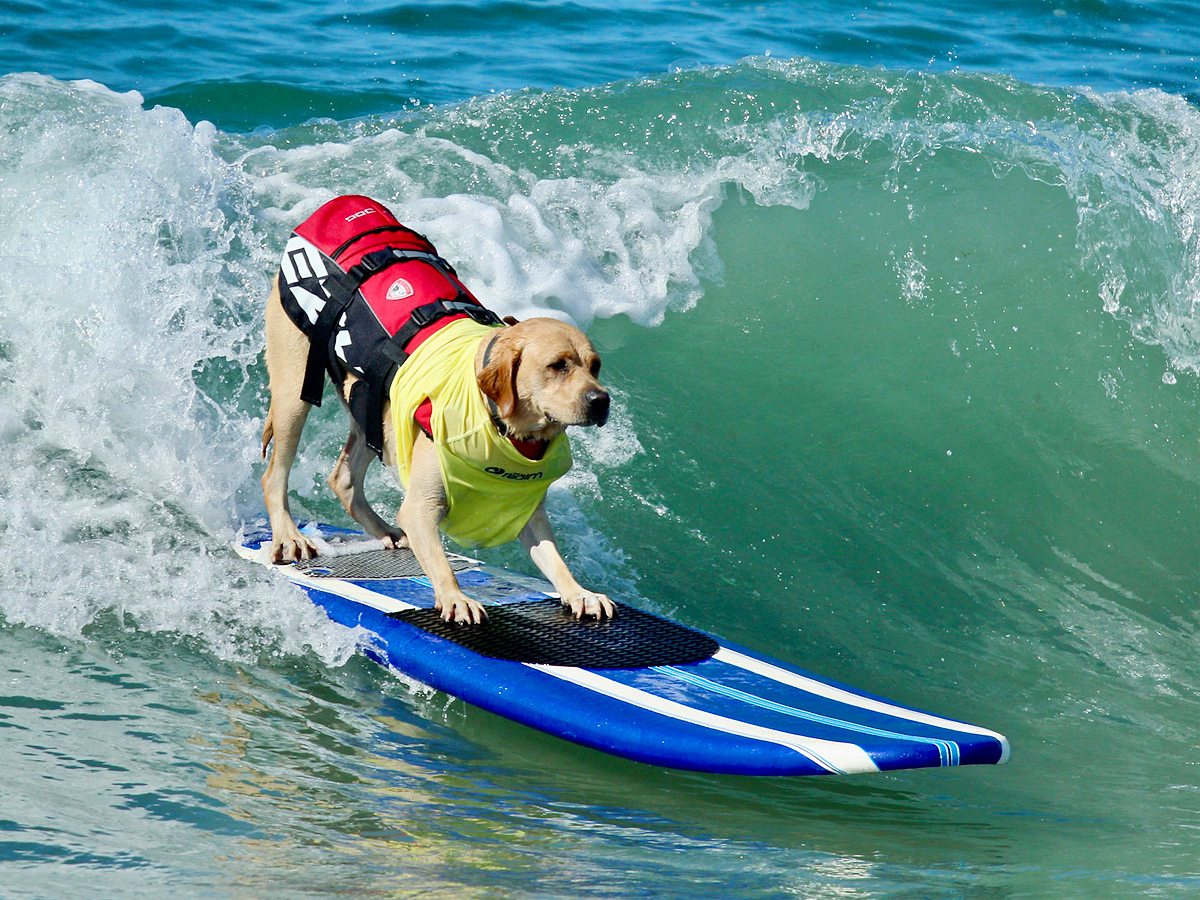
[
  {"left": 548, "top": 359, "right": 569, "bottom": 372},
  {"left": 589, "top": 358, "right": 601, "bottom": 377}
]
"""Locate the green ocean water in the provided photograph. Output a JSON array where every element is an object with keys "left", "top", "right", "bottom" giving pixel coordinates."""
[{"left": 4, "top": 3, "right": 1200, "bottom": 897}]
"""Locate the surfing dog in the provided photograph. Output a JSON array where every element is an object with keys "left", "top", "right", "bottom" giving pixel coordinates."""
[{"left": 259, "top": 208, "right": 615, "bottom": 626}]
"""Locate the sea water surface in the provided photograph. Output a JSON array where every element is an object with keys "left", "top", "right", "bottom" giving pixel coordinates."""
[{"left": 3, "top": 2, "right": 1200, "bottom": 898}]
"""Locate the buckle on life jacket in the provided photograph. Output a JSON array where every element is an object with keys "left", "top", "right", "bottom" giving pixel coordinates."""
[
  {"left": 410, "top": 298, "right": 503, "bottom": 330},
  {"left": 463, "top": 303, "right": 504, "bottom": 327},
  {"left": 357, "top": 248, "right": 392, "bottom": 273}
]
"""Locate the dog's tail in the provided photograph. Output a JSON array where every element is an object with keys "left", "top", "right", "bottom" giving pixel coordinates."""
[{"left": 261, "top": 413, "right": 274, "bottom": 460}]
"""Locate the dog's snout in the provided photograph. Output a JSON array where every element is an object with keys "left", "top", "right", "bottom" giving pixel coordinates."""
[{"left": 585, "top": 389, "right": 610, "bottom": 426}]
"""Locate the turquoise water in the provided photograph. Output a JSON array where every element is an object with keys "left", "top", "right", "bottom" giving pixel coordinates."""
[{"left": 4, "top": 2, "right": 1200, "bottom": 898}]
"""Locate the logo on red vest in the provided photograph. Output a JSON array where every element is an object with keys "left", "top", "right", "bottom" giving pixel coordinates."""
[{"left": 385, "top": 277, "right": 414, "bottom": 301}]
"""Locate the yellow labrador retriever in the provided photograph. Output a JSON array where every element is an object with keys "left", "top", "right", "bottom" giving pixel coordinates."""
[{"left": 259, "top": 197, "right": 614, "bottom": 625}]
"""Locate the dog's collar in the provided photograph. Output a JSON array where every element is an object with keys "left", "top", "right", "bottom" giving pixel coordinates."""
[
  {"left": 481, "top": 331, "right": 511, "bottom": 437},
  {"left": 480, "top": 330, "right": 551, "bottom": 455},
  {"left": 487, "top": 399, "right": 511, "bottom": 437}
]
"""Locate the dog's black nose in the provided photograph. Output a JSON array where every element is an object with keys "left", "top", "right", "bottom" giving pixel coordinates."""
[{"left": 585, "top": 390, "right": 610, "bottom": 426}]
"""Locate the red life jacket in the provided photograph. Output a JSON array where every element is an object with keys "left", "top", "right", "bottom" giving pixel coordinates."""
[{"left": 277, "top": 195, "right": 502, "bottom": 455}]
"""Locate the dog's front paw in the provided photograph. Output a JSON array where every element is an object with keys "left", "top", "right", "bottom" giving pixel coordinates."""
[
  {"left": 271, "top": 533, "right": 320, "bottom": 564},
  {"left": 562, "top": 590, "right": 617, "bottom": 620},
  {"left": 435, "top": 592, "right": 489, "bottom": 625}
]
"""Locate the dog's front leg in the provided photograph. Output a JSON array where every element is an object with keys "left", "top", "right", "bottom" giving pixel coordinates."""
[
  {"left": 398, "top": 433, "right": 488, "bottom": 624},
  {"left": 261, "top": 279, "right": 321, "bottom": 563},
  {"left": 520, "top": 500, "right": 616, "bottom": 620}
]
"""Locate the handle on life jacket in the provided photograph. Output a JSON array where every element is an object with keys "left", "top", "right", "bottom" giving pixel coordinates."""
[{"left": 354, "top": 295, "right": 503, "bottom": 455}]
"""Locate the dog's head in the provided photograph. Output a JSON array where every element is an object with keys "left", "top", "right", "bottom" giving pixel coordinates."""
[{"left": 477, "top": 318, "right": 610, "bottom": 440}]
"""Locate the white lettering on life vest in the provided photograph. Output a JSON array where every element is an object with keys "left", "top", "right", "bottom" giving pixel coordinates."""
[
  {"left": 344, "top": 207, "right": 376, "bottom": 222},
  {"left": 334, "top": 313, "right": 353, "bottom": 366},
  {"left": 282, "top": 236, "right": 329, "bottom": 325}
]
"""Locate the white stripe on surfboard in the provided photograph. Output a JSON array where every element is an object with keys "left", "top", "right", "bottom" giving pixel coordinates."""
[
  {"left": 714, "top": 648, "right": 1011, "bottom": 763},
  {"left": 285, "top": 573, "right": 413, "bottom": 615},
  {"left": 657, "top": 665, "right": 960, "bottom": 766},
  {"left": 529, "top": 664, "right": 881, "bottom": 775},
  {"left": 234, "top": 544, "right": 415, "bottom": 615}
]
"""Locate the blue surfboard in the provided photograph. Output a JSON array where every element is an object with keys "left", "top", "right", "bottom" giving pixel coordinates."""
[{"left": 237, "top": 522, "right": 1009, "bottom": 776}]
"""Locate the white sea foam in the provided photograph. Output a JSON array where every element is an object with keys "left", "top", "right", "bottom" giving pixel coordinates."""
[
  {"left": 234, "top": 115, "right": 761, "bottom": 327},
  {"left": 0, "top": 75, "right": 358, "bottom": 662}
]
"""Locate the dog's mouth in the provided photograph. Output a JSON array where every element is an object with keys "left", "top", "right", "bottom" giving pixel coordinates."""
[
  {"left": 515, "top": 396, "right": 608, "bottom": 437},
  {"left": 500, "top": 410, "right": 561, "bottom": 441}
]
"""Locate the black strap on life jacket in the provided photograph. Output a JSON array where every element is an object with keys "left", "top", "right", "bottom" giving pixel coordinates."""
[
  {"left": 300, "top": 266, "right": 358, "bottom": 407},
  {"left": 298, "top": 245, "right": 503, "bottom": 456}
]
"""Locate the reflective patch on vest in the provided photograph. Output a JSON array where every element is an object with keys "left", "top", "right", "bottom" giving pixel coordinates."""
[{"left": 385, "top": 277, "right": 414, "bottom": 301}]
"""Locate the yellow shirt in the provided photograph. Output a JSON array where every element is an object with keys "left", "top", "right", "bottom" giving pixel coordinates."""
[{"left": 390, "top": 318, "right": 572, "bottom": 548}]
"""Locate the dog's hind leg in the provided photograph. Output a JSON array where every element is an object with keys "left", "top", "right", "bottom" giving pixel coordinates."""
[
  {"left": 261, "top": 279, "right": 321, "bottom": 563},
  {"left": 328, "top": 423, "right": 406, "bottom": 549}
]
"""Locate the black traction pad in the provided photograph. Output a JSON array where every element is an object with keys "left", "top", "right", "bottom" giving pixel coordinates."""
[
  {"left": 294, "top": 547, "right": 476, "bottom": 579},
  {"left": 390, "top": 600, "right": 719, "bottom": 668}
]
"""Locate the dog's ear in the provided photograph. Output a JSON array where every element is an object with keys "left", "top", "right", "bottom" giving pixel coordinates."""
[{"left": 478, "top": 331, "right": 521, "bottom": 419}]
